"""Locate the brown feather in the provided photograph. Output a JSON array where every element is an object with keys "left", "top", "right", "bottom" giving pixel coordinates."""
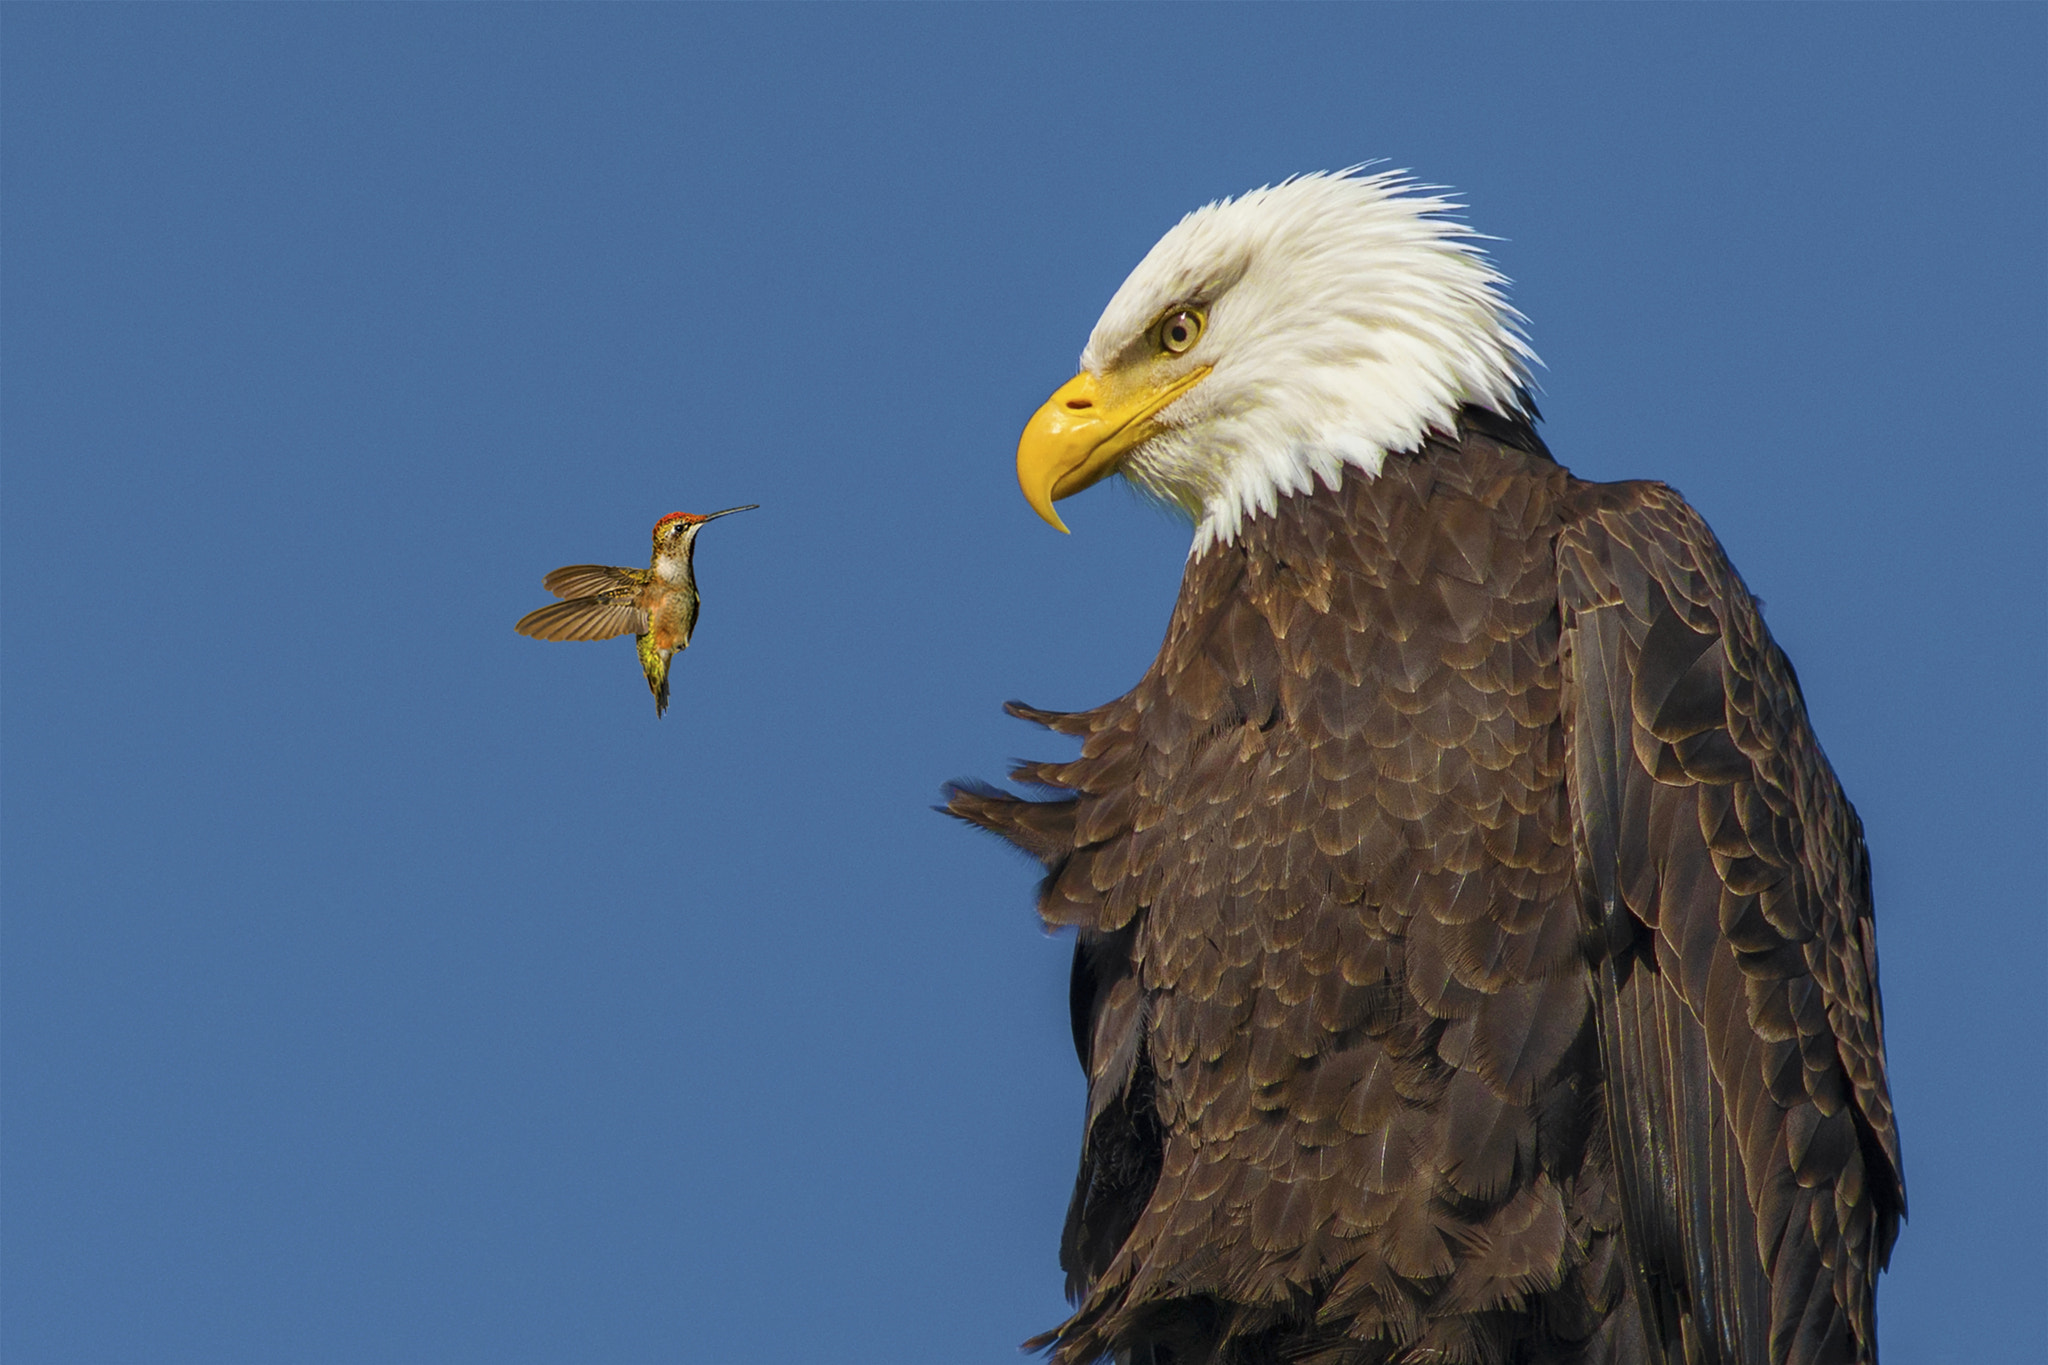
[
  {"left": 1562, "top": 478, "right": 1900, "bottom": 1364},
  {"left": 512, "top": 597, "right": 647, "bottom": 642},
  {"left": 948, "top": 413, "right": 1898, "bottom": 1365},
  {"left": 539, "top": 563, "right": 642, "bottom": 600}
]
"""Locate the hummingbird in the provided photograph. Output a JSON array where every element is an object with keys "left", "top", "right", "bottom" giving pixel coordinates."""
[{"left": 515, "top": 505, "right": 757, "bottom": 717}]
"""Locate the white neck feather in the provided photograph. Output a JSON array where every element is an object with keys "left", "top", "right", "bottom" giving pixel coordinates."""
[{"left": 1081, "top": 170, "right": 1535, "bottom": 557}]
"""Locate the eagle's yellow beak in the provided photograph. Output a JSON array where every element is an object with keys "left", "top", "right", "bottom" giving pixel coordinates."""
[{"left": 1016, "top": 366, "right": 1211, "bottom": 532}]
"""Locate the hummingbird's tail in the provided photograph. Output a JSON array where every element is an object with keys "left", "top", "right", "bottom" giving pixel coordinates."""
[{"left": 636, "top": 634, "right": 672, "bottom": 718}]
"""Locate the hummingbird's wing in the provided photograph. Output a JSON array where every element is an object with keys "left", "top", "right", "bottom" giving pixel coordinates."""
[
  {"left": 514, "top": 597, "right": 649, "bottom": 642},
  {"left": 540, "top": 564, "right": 644, "bottom": 601}
]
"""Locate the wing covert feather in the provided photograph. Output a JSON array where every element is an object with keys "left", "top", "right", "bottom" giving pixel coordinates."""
[{"left": 1560, "top": 480, "right": 1900, "bottom": 1365}]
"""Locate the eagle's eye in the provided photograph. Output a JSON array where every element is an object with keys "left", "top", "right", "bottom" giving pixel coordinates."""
[{"left": 1157, "top": 308, "right": 1205, "bottom": 356}]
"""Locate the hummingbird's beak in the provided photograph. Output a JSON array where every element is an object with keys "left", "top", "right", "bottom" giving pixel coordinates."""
[{"left": 699, "top": 504, "right": 759, "bottom": 522}]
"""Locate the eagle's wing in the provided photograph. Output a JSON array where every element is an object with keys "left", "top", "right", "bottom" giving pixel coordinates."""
[
  {"left": 513, "top": 597, "right": 648, "bottom": 642},
  {"left": 540, "top": 564, "right": 642, "bottom": 600},
  {"left": 1558, "top": 481, "right": 1901, "bottom": 1365}
]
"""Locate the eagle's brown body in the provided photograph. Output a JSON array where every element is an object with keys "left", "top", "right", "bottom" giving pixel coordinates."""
[{"left": 951, "top": 413, "right": 1899, "bottom": 1364}]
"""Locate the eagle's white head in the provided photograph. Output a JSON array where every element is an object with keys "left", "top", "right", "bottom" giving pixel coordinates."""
[{"left": 1017, "top": 169, "right": 1535, "bottom": 554}]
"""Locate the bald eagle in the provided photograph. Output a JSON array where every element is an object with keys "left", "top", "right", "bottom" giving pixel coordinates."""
[{"left": 947, "top": 171, "right": 1900, "bottom": 1365}]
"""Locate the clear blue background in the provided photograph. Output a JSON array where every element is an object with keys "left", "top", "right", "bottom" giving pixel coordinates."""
[{"left": 4, "top": 7, "right": 2042, "bottom": 1363}]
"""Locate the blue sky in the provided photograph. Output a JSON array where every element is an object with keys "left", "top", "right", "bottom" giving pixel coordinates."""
[{"left": 3, "top": 7, "right": 2041, "bottom": 1363}]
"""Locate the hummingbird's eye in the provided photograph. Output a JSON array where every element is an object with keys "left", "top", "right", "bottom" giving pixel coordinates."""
[{"left": 1157, "top": 308, "right": 1205, "bottom": 356}]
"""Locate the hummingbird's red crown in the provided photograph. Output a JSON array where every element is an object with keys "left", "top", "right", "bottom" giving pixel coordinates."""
[{"left": 654, "top": 504, "right": 756, "bottom": 533}]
